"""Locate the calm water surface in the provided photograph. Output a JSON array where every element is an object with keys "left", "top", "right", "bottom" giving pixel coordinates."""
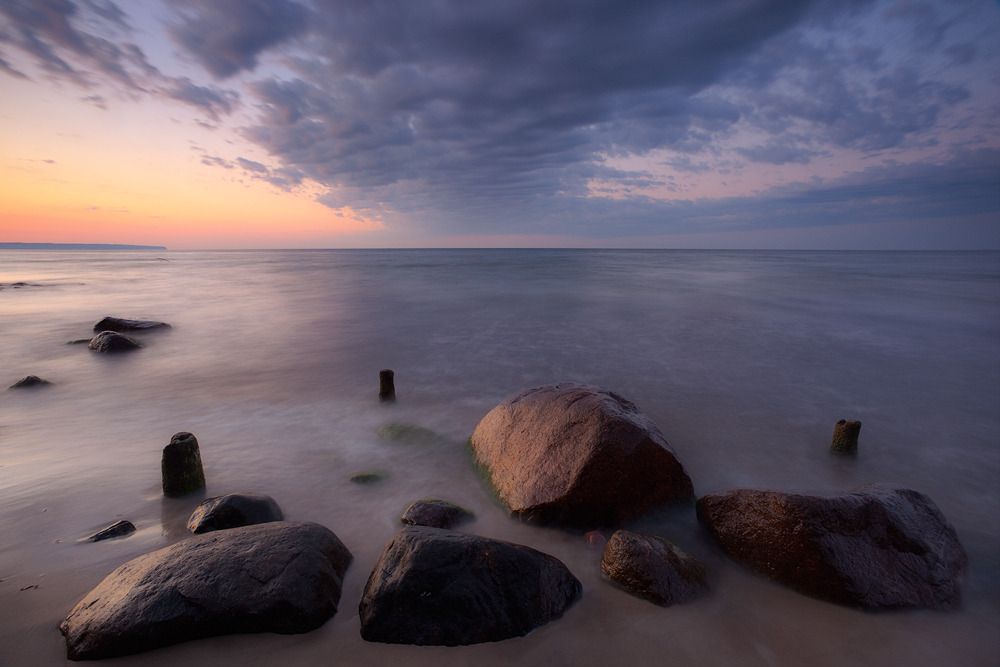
[{"left": 1, "top": 249, "right": 998, "bottom": 666}]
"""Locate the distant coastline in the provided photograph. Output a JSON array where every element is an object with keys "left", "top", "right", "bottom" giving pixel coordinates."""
[{"left": 0, "top": 242, "right": 167, "bottom": 250}]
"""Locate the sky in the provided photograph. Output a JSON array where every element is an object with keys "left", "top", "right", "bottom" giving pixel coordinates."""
[{"left": 0, "top": 0, "right": 997, "bottom": 249}]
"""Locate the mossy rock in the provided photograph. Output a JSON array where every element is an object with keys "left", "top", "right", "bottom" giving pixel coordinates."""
[
  {"left": 350, "top": 473, "right": 384, "bottom": 485},
  {"left": 465, "top": 438, "right": 501, "bottom": 502},
  {"left": 376, "top": 423, "right": 444, "bottom": 446}
]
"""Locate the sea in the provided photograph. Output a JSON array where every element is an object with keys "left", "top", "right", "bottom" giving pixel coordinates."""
[{"left": 1, "top": 249, "right": 998, "bottom": 666}]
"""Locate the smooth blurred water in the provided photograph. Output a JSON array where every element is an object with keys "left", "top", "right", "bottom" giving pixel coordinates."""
[{"left": 1, "top": 249, "right": 998, "bottom": 666}]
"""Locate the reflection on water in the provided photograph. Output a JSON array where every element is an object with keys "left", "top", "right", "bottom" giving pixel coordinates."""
[{"left": 1, "top": 249, "right": 998, "bottom": 666}]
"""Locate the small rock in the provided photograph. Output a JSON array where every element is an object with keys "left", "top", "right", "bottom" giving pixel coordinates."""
[
  {"left": 600, "top": 530, "right": 707, "bottom": 606},
  {"left": 92, "top": 316, "right": 170, "bottom": 333},
  {"left": 188, "top": 492, "right": 284, "bottom": 533},
  {"left": 60, "top": 521, "right": 353, "bottom": 661},
  {"left": 88, "top": 520, "right": 136, "bottom": 542},
  {"left": 696, "top": 484, "right": 968, "bottom": 610},
  {"left": 377, "top": 423, "right": 443, "bottom": 446},
  {"left": 830, "top": 419, "right": 861, "bottom": 455},
  {"left": 350, "top": 473, "right": 383, "bottom": 485},
  {"left": 67, "top": 339, "right": 91, "bottom": 345},
  {"left": 584, "top": 530, "right": 607, "bottom": 549},
  {"left": 8, "top": 375, "right": 52, "bottom": 389},
  {"left": 400, "top": 500, "right": 474, "bottom": 529},
  {"left": 161, "top": 432, "right": 206, "bottom": 497},
  {"left": 88, "top": 331, "right": 141, "bottom": 353},
  {"left": 360, "top": 525, "right": 581, "bottom": 645}
]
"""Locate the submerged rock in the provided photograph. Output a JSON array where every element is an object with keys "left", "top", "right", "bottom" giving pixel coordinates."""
[
  {"left": 161, "top": 432, "right": 206, "bottom": 497},
  {"left": 600, "top": 530, "right": 707, "bottom": 606},
  {"left": 92, "top": 316, "right": 170, "bottom": 333},
  {"left": 360, "top": 525, "right": 581, "bottom": 645},
  {"left": 60, "top": 521, "right": 353, "bottom": 661},
  {"left": 377, "top": 423, "right": 443, "bottom": 446},
  {"left": 400, "top": 500, "right": 473, "bottom": 529},
  {"left": 187, "top": 492, "right": 284, "bottom": 533},
  {"left": 88, "top": 520, "right": 136, "bottom": 542},
  {"left": 469, "top": 383, "right": 694, "bottom": 528},
  {"left": 88, "top": 331, "right": 141, "bottom": 353},
  {"left": 8, "top": 375, "right": 52, "bottom": 389},
  {"left": 350, "top": 473, "right": 383, "bottom": 484},
  {"left": 696, "top": 484, "right": 968, "bottom": 610}
]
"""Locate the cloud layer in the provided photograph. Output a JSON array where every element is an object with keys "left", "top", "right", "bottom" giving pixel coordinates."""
[{"left": 2, "top": 0, "right": 997, "bottom": 240}]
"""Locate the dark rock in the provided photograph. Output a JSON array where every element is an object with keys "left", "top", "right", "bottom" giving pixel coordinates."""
[
  {"left": 360, "top": 525, "right": 580, "bottom": 645},
  {"left": 469, "top": 383, "right": 694, "bottom": 529},
  {"left": 379, "top": 369, "right": 395, "bottom": 402},
  {"left": 92, "top": 316, "right": 170, "bottom": 333},
  {"left": 377, "top": 423, "right": 443, "bottom": 446},
  {"left": 88, "top": 520, "right": 136, "bottom": 542},
  {"left": 8, "top": 375, "right": 52, "bottom": 389},
  {"left": 188, "top": 492, "right": 284, "bottom": 533},
  {"left": 830, "top": 419, "right": 862, "bottom": 455},
  {"left": 696, "top": 484, "right": 968, "bottom": 610},
  {"left": 350, "top": 473, "right": 383, "bottom": 484},
  {"left": 400, "top": 500, "right": 474, "bottom": 529},
  {"left": 600, "top": 530, "right": 707, "bottom": 606},
  {"left": 60, "top": 521, "right": 352, "bottom": 661},
  {"left": 161, "top": 432, "right": 206, "bottom": 497},
  {"left": 88, "top": 331, "right": 141, "bottom": 353}
]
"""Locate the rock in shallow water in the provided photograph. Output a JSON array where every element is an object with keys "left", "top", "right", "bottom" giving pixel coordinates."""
[
  {"left": 360, "top": 525, "right": 581, "bottom": 645},
  {"left": 187, "top": 492, "right": 283, "bottom": 533},
  {"left": 87, "top": 520, "right": 136, "bottom": 542},
  {"left": 400, "top": 500, "right": 473, "bottom": 529},
  {"left": 60, "top": 521, "right": 353, "bottom": 661},
  {"left": 696, "top": 483, "right": 967, "bottom": 610},
  {"left": 88, "top": 331, "right": 141, "bottom": 353},
  {"left": 8, "top": 375, "right": 51, "bottom": 389},
  {"left": 92, "top": 316, "right": 170, "bottom": 333},
  {"left": 600, "top": 530, "right": 707, "bottom": 606},
  {"left": 469, "top": 383, "right": 694, "bottom": 528}
]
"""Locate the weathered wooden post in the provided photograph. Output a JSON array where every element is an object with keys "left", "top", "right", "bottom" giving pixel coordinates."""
[
  {"left": 162, "top": 432, "right": 206, "bottom": 496},
  {"left": 830, "top": 419, "right": 861, "bottom": 456},
  {"left": 379, "top": 369, "right": 396, "bottom": 402}
]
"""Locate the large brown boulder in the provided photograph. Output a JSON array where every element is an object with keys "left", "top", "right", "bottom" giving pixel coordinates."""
[
  {"left": 696, "top": 484, "right": 967, "bottom": 610},
  {"left": 60, "top": 521, "right": 353, "bottom": 660},
  {"left": 359, "top": 526, "right": 581, "bottom": 645},
  {"left": 469, "top": 383, "right": 693, "bottom": 528}
]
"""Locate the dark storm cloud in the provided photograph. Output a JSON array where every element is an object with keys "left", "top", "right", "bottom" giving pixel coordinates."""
[{"left": 166, "top": 0, "right": 310, "bottom": 78}]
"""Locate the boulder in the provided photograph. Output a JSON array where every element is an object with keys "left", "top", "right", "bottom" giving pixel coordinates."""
[
  {"left": 469, "top": 383, "right": 694, "bottom": 528},
  {"left": 600, "top": 530, "right": 707, "bottom": 606},
  {"left": 360, "top": 525, "right": 581, "bottom": 645},
  {"left": 60, "top": 521, "right": 352, "bottom": 661},
  {"left": 161, "top": 432, "right": 206, "bottom": 497},
  {"left": 400, "top": 500, "right": 473, "bottom": 529},
  {"left": 93, "top": 316, "right": 170, "bottom": 333},
  {"left": 88, "top": 520, "right": 136, "bottom": 542},
  {"left": 188, "top": 492, "right": 284, "bottom": 533},
  {"left": 696, "top": 484, "right": 968, "bottom": 610},
  {"left": 88, "top": 331, "right": 141, "bottom": 353},
  {"left": 8, "top": 375, "right": 51, "bottom": 389}
]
